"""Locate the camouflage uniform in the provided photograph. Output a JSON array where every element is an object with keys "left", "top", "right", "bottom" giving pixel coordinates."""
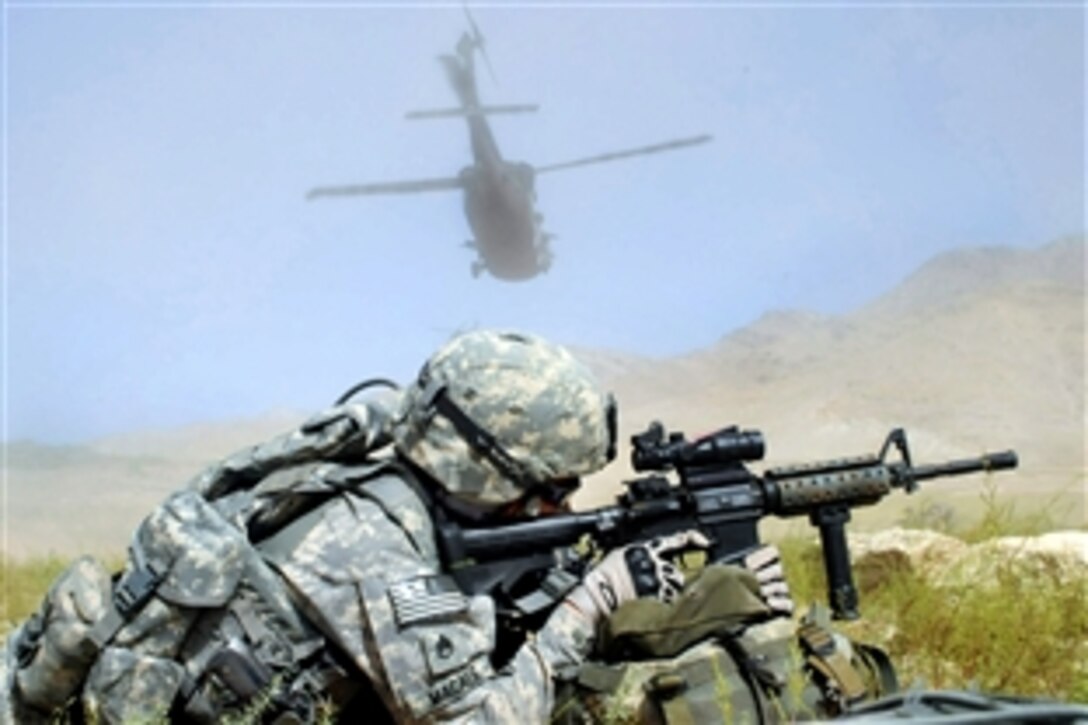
[
  {"left": 256, "top": 468, "right": 597, "bottom": 722},
  {"left": 1, "top": 329, "right": 670, "bottom": 724}
]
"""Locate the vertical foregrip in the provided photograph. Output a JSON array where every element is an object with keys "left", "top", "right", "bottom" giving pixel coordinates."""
[{"left": 811, "top": 506, "right": 860, "bottom": 620}]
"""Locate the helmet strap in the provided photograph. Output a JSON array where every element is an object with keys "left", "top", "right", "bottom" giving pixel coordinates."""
[{"left": 420, "top": 381, "right": 536, "bottom": 492}]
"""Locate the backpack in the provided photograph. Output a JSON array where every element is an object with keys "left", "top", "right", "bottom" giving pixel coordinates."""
[
  {"left": 552, "top": 564, "right": 898, "bottom": 724},
  {"left": 1, "top": 392, "right": 400, "bottom": 724}
]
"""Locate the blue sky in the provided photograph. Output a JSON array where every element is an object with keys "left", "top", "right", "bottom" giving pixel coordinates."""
[{"left": 4, "top": 2, "right": 1084, "bottom": 443}]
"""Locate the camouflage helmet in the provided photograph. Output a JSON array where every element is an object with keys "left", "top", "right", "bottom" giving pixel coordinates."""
[{"left": 393, "top": 330, "right": 617, "bottom": 509}]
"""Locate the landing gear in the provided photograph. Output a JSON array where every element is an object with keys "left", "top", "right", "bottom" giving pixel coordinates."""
[
  {"left": 465, "top": 239, "right": 487, "bottom": 278},
  {"left": 536, "top": 235, "right": 555, "bottom": 274}
]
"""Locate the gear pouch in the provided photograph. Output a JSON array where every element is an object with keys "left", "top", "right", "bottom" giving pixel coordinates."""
[
  {"left": 10, "top": 556, "right": 114, "bottom": 715},
  {"left": 79, "top": 490, "right": 250, "bottom": 723}
]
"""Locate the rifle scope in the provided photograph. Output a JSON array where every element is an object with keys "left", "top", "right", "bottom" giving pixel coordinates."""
[{"left": 632, "top": 421, "right": 765, "bottom": 472}]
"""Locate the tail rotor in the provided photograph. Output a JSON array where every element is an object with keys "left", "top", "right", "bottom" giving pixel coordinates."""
[{"left": 462, "top": 4, "right": 497, "bottom": 85}]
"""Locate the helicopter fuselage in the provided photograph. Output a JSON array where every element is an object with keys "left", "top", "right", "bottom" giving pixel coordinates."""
[
  {"left": 445, "top": 43, "right": 552, "bottom": 281},
  {"left": 460, "top": 162, "right": 544, "bottom": 280}
]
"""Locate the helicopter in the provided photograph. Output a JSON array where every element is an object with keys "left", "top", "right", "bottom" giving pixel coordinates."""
[{"left": 307, "top": 26, "right": 712, "bottom": 281}]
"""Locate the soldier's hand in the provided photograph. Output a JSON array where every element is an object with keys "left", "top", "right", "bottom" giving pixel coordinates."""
[
  {"left": 566, "top": 530, "right": 710, "bottom": 622},
  {"left": 744, "top": 544, "right": 795, "bottom": 616}
]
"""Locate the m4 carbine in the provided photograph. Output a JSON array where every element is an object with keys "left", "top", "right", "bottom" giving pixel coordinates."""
[{"left": 436, "top": 423, "right": 1018, "bottom": 627}]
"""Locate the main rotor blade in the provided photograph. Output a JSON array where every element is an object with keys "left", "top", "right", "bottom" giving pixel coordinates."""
[
  {"left": 536, "top": 134, "right": 713, "bottom": 174},
  {"left": 307, "top": 176, "right": 464, "bottom": 199},
  {"left": 406, "top": 103, "right": 539, "bottom": 120}
]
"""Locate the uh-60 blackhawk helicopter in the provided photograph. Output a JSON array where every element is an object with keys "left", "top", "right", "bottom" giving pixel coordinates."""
[{"left": 307, "top": 26, "right": 712, "bottom": 281}]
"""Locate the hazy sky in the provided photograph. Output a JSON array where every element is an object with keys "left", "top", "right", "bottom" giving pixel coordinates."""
[{"left": 4, "top": 2, "right": 1084, "bottom": 444}]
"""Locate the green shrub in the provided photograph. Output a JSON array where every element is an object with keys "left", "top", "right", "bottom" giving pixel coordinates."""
[{"left": 778, "top": 518, "right": 1088, "bottom": 702}]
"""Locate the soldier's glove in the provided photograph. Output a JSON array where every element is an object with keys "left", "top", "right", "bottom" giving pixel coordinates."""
[
  {"left": 744, "top": 544, "right": 795, "bottom": 616},
  {"left": 565, "top": 530, "right": 710, "bottom": 623}
]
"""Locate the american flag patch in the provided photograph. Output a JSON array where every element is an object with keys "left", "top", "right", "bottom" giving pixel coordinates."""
[{"left": 388, "top": 575, "right": 469, "bottom": 627}]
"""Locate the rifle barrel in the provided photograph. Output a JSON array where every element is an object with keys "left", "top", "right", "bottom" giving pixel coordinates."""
[
  {"left": 910, "top": 450, "right": 1018, "bottom": 482},
  {"left": 456, "top": 509, "right": 625, "bottom": 559}
]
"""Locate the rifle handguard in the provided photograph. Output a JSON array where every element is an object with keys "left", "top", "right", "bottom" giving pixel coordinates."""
[{"left": 767, "top": 466, "right": 892, "bottom": 514}]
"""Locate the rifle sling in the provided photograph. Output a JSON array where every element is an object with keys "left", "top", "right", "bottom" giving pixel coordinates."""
[{"left": 511, "top": 567, "right": 581, "bottom": 617}]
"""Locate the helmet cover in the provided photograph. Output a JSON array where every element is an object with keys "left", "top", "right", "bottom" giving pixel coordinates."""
[{"left": 393, "top": 330, "right": 616, "bottom": 508}]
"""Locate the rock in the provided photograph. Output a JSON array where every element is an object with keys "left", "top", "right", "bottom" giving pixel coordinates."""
[
  {"left": 849, "top": 528, "right": 966, "bottom": 589},
  {"left": 848, "top": 528, "right": 1088, "bottom": 590}
]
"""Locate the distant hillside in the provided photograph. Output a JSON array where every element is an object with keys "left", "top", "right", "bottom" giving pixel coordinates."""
[
  {"left": 2, "top": 413, "right": 308, "bottom": 557},
  {"left": 574, "top": 237, "right": 1085, "bottom": 520},
  {"left": 3, "top": 238, "right": 1084, "bottom": 556},
  {"left": 87, "top": 409, "right": 309, "bottom": 463},
  {"left": 860, "top": 236, "right": 1084, "bottom": 320}
]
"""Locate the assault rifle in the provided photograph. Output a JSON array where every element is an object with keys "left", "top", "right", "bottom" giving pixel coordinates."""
[{"left": 437, "top": 423, "right": 1017, "bottom": 627}]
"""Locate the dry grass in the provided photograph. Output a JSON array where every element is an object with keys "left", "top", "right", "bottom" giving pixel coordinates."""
[
  {"left": 779, "top": 496, "right": 1088, "bottom": 703},
  {"left": 1, "top": 554, "right": 77, "bottom": 640}
]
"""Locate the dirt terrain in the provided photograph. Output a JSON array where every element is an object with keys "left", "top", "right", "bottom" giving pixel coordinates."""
[{"left": 4, "top": 237, "right": 1084, "bottom": 557}]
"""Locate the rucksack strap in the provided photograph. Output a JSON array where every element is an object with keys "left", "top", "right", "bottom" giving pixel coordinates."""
[{"left": 854, "top": 641, "right": 899, "bottom": 697}]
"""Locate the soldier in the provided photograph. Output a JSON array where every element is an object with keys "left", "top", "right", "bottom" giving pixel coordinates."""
[
  {"left": 246, "top": 329, "right": 718, "bottom": 721},
  {"left": 4, "top": 328, "right": 809, "bottom": 722},
  {"left": 2, "top": 329, "right": 796, "bottom": 723}
]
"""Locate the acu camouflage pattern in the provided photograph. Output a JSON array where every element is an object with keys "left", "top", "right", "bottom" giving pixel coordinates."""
[
  {"left": 0, "top": 386, "right": 444, "bottom": 723},
  {"left": 0, "top": 482, "right": 355, "bottom": 723},
  {"left": 78, "top": 488, "right": 326, "bottom": 723},
  {"left": 191, "top": 387, "right": 403, "bottom": 501},
  {"left": 73, "top": 392, "right": 404, "bottom": 723},
  {"left": 261, "top": 467, "right": 599, "bottom": 723},
  {"left": 1, "top": 556, "right": 113, "bottom": 722},
  {"left": 392, "top": 330, "right": 615, "bottom": 507}
]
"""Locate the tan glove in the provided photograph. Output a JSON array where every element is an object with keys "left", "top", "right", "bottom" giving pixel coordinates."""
[
  {"left": 744, "top": 544, "right": 795, "bottom": 616},
  {"left": 565, "top": 530, "right": 710, "bottom": 623}
]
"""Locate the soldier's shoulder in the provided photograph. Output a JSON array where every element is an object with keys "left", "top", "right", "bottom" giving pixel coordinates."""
[{"left": 316, "top": 467, "right": 429, "bottom": 540}]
